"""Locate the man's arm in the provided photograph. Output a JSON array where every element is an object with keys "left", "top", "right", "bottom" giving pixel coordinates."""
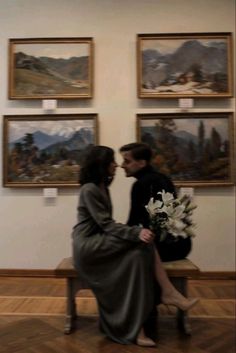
[{"left": 127, "top": 182, "right": 150, "bottom": 228}]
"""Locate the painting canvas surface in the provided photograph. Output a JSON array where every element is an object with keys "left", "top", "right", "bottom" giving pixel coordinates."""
[
  {"left": 11, "top": 41, "right": 92, "bottom": 98},
  {"left": 139, "top": 114, "right": 232, "bottom": 185},
  {"left": 139, "top": 36, "right": 231, "bottom": 97},
  {"left": 5, "top": 116, "right": 96, "bottom": 186}
]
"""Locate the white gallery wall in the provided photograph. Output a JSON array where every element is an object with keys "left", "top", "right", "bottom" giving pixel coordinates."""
[{"left": 0, "top": 0, "right": 235, "bottom": 271}]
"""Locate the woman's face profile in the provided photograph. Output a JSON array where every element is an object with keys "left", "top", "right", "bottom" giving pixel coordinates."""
[{"left": 108, "top": 160, "right": 118, "bottom": 177}]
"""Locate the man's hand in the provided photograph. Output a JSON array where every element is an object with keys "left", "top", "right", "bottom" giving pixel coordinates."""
[{"left": 139, "top": 228, "right": 155, "bottom": 243}]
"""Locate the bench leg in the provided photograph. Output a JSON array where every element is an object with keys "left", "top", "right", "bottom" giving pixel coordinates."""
[
  {"left": 64, "top": 278, "right": 79, "bottom": 334},
  {"left": 171, "top": 277, "right": 192, "bottom": 335}
]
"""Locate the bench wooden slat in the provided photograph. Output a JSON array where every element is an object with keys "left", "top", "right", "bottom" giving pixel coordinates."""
[
  {"left": 55, "top": 257, "right": 78, "bottom": 278},
  {"left": 163, "top": 259, "right": 200, "bottom": 277}
]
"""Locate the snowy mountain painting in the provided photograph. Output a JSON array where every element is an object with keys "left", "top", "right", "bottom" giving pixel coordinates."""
[
  {"left": 138, "top": 113, "right": 233, "bottom": 186},
  {"left": 138, "top": 33, "right": 232, "bottom": 97},
  {"left": 4, "top": 115, "right": 97, "bottom": 187}
]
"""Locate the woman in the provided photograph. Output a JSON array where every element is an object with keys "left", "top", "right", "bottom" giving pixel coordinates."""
[{"left": 72, "top": 146, "right": 197, "bottom": 347}]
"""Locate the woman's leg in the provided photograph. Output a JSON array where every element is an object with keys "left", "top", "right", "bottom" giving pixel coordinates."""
[{"left": 153, "top": 247, "right": 198, "bottom": 310}]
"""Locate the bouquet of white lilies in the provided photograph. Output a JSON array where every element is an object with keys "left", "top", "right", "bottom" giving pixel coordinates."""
[{"left": 145, "top": 190, "right": 197, "bottom": 241}]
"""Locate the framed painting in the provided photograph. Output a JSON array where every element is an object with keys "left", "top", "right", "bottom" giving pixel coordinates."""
[
  {"left": 3, "top": 114, "right": 98, "bottom": 187},
  {"left": 136, "top": 113, "right": 234, "bottom": 186},
  {"left": 137, "top": 32, "right": 233, "bottom": 98},
  {"left": 8, "top": 37, "right": 94, "bottom": 99}
]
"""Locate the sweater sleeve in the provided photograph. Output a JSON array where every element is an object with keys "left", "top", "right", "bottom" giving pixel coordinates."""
[
  {"left": 81, "top": 184, "right": 141, "bottom": 242},
  {"left": 127, "top": 182, "right": 150, "bottom": 228}
]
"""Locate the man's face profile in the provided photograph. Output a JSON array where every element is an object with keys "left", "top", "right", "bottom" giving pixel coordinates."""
[{"left": 121, "top": 151, "right": 146, "bottom": 177}]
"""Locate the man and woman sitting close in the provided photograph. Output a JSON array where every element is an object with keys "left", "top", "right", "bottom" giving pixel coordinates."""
[{"left": 72, "top": 143, "right": 197, "bottom": 347}]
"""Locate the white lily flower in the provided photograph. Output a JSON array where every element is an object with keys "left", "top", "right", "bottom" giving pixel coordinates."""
[
  {"left": 169, "top": 219, "right": 186, "bottom": 232},
  {"left": 157, "top": 190, "right": 174, "bottom": 204},
  {"left": 184, "top": 216, "right": 194, "bottom": 225},
  {"left": 172, "top": 204, "right": 185, "bottom": 219},
  {"left": 160, "top": 204, "right": 172, "bottom": 215},
  {"left": 145, "top": 191, "right": 197, "bottom": 241},
  {"left": 185, "top": 203, "right": 198, "bottom": 212},
  {"left": 179, "top": 230, "right": 188, "bottom": 237},
  {"left": 184, "top": 227, "right": 196, "bottom": 237},
  {"left": 179, "top": 194, "right": 191, "bottom": 205},
  {"left": 145, "top": 197, "right": 163, "bottom": 216}
]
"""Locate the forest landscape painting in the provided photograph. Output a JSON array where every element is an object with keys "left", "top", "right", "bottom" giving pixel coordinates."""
[
  {"left": 9, "top": 38, "right": 93, "bottom": 99},
  {"left": 137, "top": 33, "right": 233, "bottom": 98},
  {"left": 3, "top": 114, "right": 98, "bottom": 187},
  {"left": 137, "top": 113, "right": 234, "bottom": 186}
]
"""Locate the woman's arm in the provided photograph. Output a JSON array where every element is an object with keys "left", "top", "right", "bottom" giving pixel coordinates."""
[{"left": 81, "top": 184, "right": 142, "bottom": 242}]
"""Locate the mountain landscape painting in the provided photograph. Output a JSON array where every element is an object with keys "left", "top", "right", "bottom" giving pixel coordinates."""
[
  {"left": 137, "top": 113, "right": 233, "bottom": 186},
  {"left": 9, "top": 38, "right": 93, "bottom": 99},
  {"left": 137, "top": 33, "right": 232, "bottom": 98},
  {"left": 3, "top": 114, "right": 98, "bottom": 187}
]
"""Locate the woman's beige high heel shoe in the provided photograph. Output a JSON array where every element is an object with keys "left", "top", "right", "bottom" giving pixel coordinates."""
[
  {"left": 162, "top": 290, "right": 199, "bottom": 311},
  {"left": 136, "top": 328, "right": 156, "bottom": 347},
  {"left": 137, "top": 337, "right": 156, "bottom": 347}
]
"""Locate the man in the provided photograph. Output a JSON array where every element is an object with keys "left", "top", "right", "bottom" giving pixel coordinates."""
[{"left": 119, "top": 142, "right": 192, "bottom": 262}]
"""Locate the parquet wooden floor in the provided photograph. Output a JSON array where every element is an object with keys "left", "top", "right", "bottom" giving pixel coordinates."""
[{"left": 0, "top": 278, "right": 235, "bottom": 353}]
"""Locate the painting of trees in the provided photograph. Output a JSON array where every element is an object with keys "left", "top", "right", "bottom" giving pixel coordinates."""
[
  {"left": 3, "top": 114, "right": 98, "bottom": 187},
  {"left": 137, "top": 113, "right": 234, "bottom": 186}
]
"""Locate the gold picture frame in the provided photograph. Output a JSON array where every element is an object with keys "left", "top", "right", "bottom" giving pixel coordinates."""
[
  {"left": 136, "top": 112, "right": 234, "bottom": 186},
  {"left": 3, "top": 114, "right": 98, "bottom": 187},
  {"left": 9, "top": 37, "right": 94, "bottom": 99}
]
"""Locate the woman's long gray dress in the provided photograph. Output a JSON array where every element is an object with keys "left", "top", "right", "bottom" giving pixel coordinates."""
[{"left": 72, "top": 183, "right": 155, "bottom": 344}]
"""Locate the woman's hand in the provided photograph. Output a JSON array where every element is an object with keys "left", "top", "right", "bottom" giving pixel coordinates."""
[{"left": 139, "top": 228, "right": 155, "bottom": 243}]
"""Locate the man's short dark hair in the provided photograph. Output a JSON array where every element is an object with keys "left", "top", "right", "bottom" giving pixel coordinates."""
[{"left": 119, "top": 143, "right": 153, "bottom": 162}]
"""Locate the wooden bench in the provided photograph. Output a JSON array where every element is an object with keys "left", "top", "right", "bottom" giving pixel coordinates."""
[{"left": 55, "top": 257, "right": 200, "bottom": 335}]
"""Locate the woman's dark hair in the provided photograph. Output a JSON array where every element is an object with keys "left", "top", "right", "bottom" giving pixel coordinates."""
[
  {"left": 119, "top": 142, "right": 153, "bottom": 162},
  {"left": 79, "top": 145, "right": 115, "bottom": 185}
]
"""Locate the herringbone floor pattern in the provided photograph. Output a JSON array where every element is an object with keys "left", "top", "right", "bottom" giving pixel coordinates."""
[{"left": 0, "top": 278, "right": 235, "bottom": 353}]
